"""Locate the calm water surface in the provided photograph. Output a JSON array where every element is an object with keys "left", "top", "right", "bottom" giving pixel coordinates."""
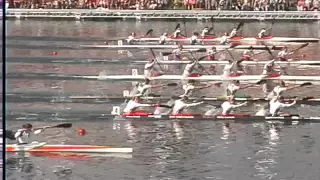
[{"left": 5, "top": 20, "right": 320, "bottom": 180}]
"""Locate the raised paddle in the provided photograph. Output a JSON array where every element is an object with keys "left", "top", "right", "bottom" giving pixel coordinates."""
[
  {"left": 33, "top": 123, "right": 72, "bottom": 134},
  {"left": 198, "top": 43, "right": 238, "bottom": 61},
  {"left": 150, "top": 48, "right": 165, "bottom": 72},
  {"left": 290, "top": 43, "right": 309, "bottom": 54},
  {"left": 189, "top": 51, "right": 212, "bottom": 75},
  {"left": 236, "top": 21, "right": 244, "bottom": 31},
  {"left": 175, "top": 23, "right": 181, "bottom": 30},
  {"left": 144, "top": 29, "right": 154, "bottom": 37}
]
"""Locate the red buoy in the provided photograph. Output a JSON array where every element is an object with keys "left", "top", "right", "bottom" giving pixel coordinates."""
[
  {"left": 52, "top": 52, "right": 58, "bottom": 56},
  {"left": 78, "top": 129, "right": 86, "bottom": 136},
  {"left": 104, "top": 42, "right": 108, "bottom": 45}
]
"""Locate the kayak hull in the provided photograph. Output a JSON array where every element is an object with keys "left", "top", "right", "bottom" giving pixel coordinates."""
[{"left": 6, "top": 143, "right": 133, "bottom": 153}]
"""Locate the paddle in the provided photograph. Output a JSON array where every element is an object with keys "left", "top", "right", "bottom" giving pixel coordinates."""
[
  {"left": 5, "top": 130, "right": 16, "bottom": 140},
  {"left": 290, "top": 43, "right": 309, "bottom": 54},
  {"left": 236, "top": 21, "right": 244, "bottom": 32},
  {"left": 198, "top": 43, "right": 238, "bottom": 61},
  {"left": 33, "top": 123, "right": 72, "bottom": 134},
  {"left": 175, "top": 23, "right": 181, "bottom": 30},
  {"left": 189, "top": 51, "right": 212, "bottom": 75},
  {"left": 183, "top": 16, "right": 188, "bottom": 37},
  {"left": 150, "top": 48, "right": 165, "bottom": 72},
  {"left": 144, "top": 29, "right": 153, "bottom": 36}
]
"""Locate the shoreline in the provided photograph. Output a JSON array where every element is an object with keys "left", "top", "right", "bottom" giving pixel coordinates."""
[{"left": 5, "top": 9, "right": 320, "bottom": 21}]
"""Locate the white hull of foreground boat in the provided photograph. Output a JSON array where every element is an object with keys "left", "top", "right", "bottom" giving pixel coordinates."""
[
  {"left": 133, "top": 60, "right": 320, "bottom": 65},
  {"left": 6, "top": 142, "right": 133, "bottom": 153}
]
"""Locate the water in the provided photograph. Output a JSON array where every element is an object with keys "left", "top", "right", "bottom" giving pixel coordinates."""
[{"left": 5, "top": 20, "right": 320, "bottom": 180}]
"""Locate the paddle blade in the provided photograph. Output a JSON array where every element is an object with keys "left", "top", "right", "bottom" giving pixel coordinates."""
[
  {"left": 256, "top": 79, "right": 267, "bottom": 85},
  {"left": 175, "top": 23, "right": 180, "bottom": 30},
  {"left": 53, "top": 123, "right": 72, "bottom": 128},
  {"left": 167, "top": 83, "right": 178, "bottom": 87},
  {"left": 145, "top": 29, "right": 153, "bottom": 36},
  {"left": 301, "top": 96, "right": 314, "bottom": 101},
  {"left": 162, "top": 52, "right": 172, "bottom": 56},
  {"left": 295, "top": 43, "right": 309, "bottom": 52},
  {"left": 300, "top": 82, "right": 312, "bottom": 87},
  {"left": 208, "top": 27, "right": 214, "bottom": 34},
  {"left": 148, "top": 93, "right": 161, "bottom": 97},
  {"left": 158, "top": 104, "right": 173, "bottom": 108},
  {"left": 198, "top": 55, "right": 207, "bottom": 61},
  {"left": 236, "top": 21, "right": 244, "bottom": 31},
  {"left": 196, "top": 48, "right": 207, "bottom": 53},
  {"left": 33, "top": 129, "right": 43, "bottom": 135},
  {"left": 6, "top": 130, "right": 16, "bottom": 140}
]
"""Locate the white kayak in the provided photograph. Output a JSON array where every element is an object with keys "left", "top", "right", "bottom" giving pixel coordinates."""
[
  {"left": 6, "top": 141, "right": 133, "bottom": 153},
  {"left": 132, "top": 60, "right": 320, "bottom": 65},
  {"left": 126, "top": 36, "right": 319, "bottom": 43},
  {"left": 78, "top": 74, "right": 320, "bottom": 81},
  {"left": 80, "top": 44, "right": 284, "bottom": 50}
]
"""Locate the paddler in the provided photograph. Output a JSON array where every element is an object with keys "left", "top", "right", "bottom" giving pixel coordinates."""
[
  {"left": 153, "top": 96, "right": 177, "bottom": 115},
  {"left": 269, "top": 96, "right": 296, "bottom": 116},
  {"left": 258, "top": 28, "right": 268, "bottom": 38},
  {"left": 172, "top": 44, "right": 183, "bottom": 60},
  {"left": 127, "top": 32, "right": 137, "bottom": 45},
  {"left": 242, "top": 46, "right": 255, "bottom": 61},
  {"left": 207, "top": 47, "right": 217, "bottom": 60},
  {"left": 172, "top": 28, "right": 183, "bottom": 38},
  {"left": 182, "top": 60, "right": 198, "bottom": 78},
  {"left": 229, "top": 28, "right": 238, "bottom": 38},
  {"left": 9, "top": 123, "right": 33, "bottom": 144},
  {"left": 277, "top": 47, "right": 293, "bottom": 61},
  {"left": 222, "top": 60, "right": 245, "bottom": 76},
  {"left": 159, "top": 32, "right": 168, "bottom": 45},
  {"left": 135, "top": 78, "right": 156, "bottom": 97},
  {"left": 190, "top": 32, "right": 201, "bottom": 45},
  {"left": 181, "top": 80, "right": 212, "bottom": 97},
  {"left": 226, "top": 80, "right": 255, "bottom": 96},
  {"left": 201, "top": 27, "right": 210, "bottom": 38},
  {"left": 123, "top": 96, "right": 153, "bottom": 113},
  {"left": 221, "top": 96, "right": 247, "bottom": 115},
  {"left": 171, "top": 96, "right": 204, "bottom": 115},
  {"left": 267, "top": 80, "right": 303, "bottom": 99},
  {"left": 144, "top": 58, "right": 157, "bottom": 78},
  {"left": 261, "top": 59, "right": 280, "bottom": 76},
  {"left": 220, "top": 32, "right": 230, "bottom": 45}
]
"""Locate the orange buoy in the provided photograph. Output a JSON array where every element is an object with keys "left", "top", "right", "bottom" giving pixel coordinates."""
[{"left": 78, "top": 129, "right": 86, "bottom": 136}]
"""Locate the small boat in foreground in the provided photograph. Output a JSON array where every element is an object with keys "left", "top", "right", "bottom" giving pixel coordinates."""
[{"left": 6, "top": 142, "right": 133, "bottom": 153}]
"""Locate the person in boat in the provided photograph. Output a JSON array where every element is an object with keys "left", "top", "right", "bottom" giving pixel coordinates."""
[
  {"left": 172, "top": 28, "right": 183, "bottom": 38},
  {"left": 242, "top": 46, "right": 255, "bottom": 61},
  {"left": 220, "top": 32, "right": 230, "bottom": 45},
  {"left": 172, "top": 44, "right": 183, "bottom": 61},
  {"left": 266, "top": 80, "right": 302, "bottom": 99},
  {"left": 135, "top": 78, "right": 164, "bottom": 97},
  {"left": 229, "top": 28, "right": 238, "bottom": 38},
  {"left": 207, "top": 47, "right": 217, "bottom": 60},
  {"left": 269, "top": 96, "right": 296, "bottom": 116},
  {"left": 7, "top": 123, "right": 33, "bottom": 144},
  {"left": 127, "top": 32, "right": 137, "bottom": 45},
  {"left": 201, "top": 27, "right": 210, "bottom": 38},
  {"left": 182, "top": 60, "right": 198, "bottom": 78},
  {"left": 226, "top": 80, "right": 256, "bottom": 96},
  {"left": 190, "top": 32, "right": 201, "bottom": 45},
  {"left": 258, "top": 28, "right": 268, "bottom": 38},
  {"left": 181, "top": 80, "right": 212, "bottom": 97},
  {"left": 171, "top": 96, "right": 204, "bottom": 115},
  {"left": 159, "top": 32, "right": 168, "bottom": 45},
  {"left": 144, "top": 58, "right": 157, "bottom": 78},
  {"left": 222, "top": 60, "right": 245, "bottom": 77},
  {"left": 153, "top": 96, "right": 178, "bottom": 115},
  {"left": 277, "top": 47, "right": 294, "bottom": 61},
  {"left": 123, "top": 96, "right": 153, "bottom": 113},
  {"left": 221, "top": 96, "right": 248, "bottom": 116},
  {"left": 261, "top": 59, "right": 280, "bottom": 76}
]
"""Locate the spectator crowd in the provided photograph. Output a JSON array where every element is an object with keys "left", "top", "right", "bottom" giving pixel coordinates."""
[{"left": 6, "top": 0, "right": 319, "bottom": 11}]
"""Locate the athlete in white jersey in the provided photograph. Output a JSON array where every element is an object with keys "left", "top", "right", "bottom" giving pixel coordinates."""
[
  {"left": 13, "top": 124, "right": 33, "bottom": 144},
  {"left": 242, "top": 46, "right": 255, "bottom": 61},
  {"left": 123, "top": 96, "right": 153, "bottom": 113},
  {"left": 127, "top": 32, "right": 136, "bottom": 44},
  {"left": 182, "top": 61, "right": 197, "bottom": 77},
  {"left": 258, "top": 28, "right": 268, "bottom": 38},
  {"left": 172, "top": 44, "right": 183, "bottom": 60},
  {"left": 269, "top": 96, "right": 296, "bottom": 116},
  {"left": 261, "top": 59, "right": 280, "bottom": 75},
  {"left": 201, "top": 27, "right": 209, "bottom": 37},
  {"left": 172, "top": 96, "right": 203, "bottom": 114},
  {"left": 222, "top": 60, "right": 235, "bottom": 76},
  {"left": 277, "top": 47, "right": 293, "bottom": 61},
  {"left": 221, "top": 97, "right": 247, "bottom": 115},
  {"left": 181, "top": 80, "right": 212, "bottom": 97},
  {"left": 172, "top": 28, "right": 182, "bottom": 38},
  {"left": 144, "top": 59, "right": 156, "bottom": 78},
  {"left": 153, "top": 96, "right": 177, "bottom": 115},
  {"left": 159, "top": 33, "right": 168, "bottom": 45},
  {"left": 220, "top": 33, "right": 230, "bottom": 45},
  {"left": 229, "top": 28, "right": 237, "bottom": 38},
  {"left": 190, "top": 32, "right": 200, "bottom": 45},
  {"left": 207, "top": 47, "right": 217, "bottom": 60}
]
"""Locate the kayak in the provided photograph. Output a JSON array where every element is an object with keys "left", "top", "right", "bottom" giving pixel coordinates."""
[{"left": 6, "top": 141, "right": 133, "bottom": 153}]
